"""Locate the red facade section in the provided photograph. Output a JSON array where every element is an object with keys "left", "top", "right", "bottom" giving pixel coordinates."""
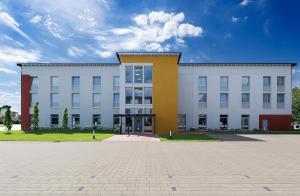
[
  {"left": 259, "top": 115, "right": 292, "bottom": 131},
  {"left": 21, "top": 75, "right": 31, "bottom": 130}
]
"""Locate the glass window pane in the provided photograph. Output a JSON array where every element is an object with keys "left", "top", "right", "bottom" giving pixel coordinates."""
[
  {"left": 113, "top": 76, "right": 120, "bottom": 87},
  {"left": 199, "top": 93, "right": 207, "bottom": 102},
  {"left": 125, "top": 66, "right": 133, "bottom": 83},
  {"left": 72, "top": 114, "right": 80, "bottom": 128},
  {"left": 93, "top": 114, "right": 101, "bottom": 127},
  {"left": 31, "top": 77, "right": 38, "bottom": 92},
  {"left": 30, "top": 93, "right": 37, "bottom": 107},
  {"left": 144, "top": 87, "right": 152, "bottom": 104},
  {"left": 263, "top": 76, "right": 271, "bottom": 86},
  {"left": 134, "top": 87, "right": 143, "bottom": 104},
  {"left": 220, "top": 76, "right": 228, "bottom": 91},
  {"left": 242, "top": 93, "right": 249, "bottom": 102},
  {"left": 134, "top": 66, "right": 143, "bottom": 83},
  {"left": 220, "top": 93, "right": 228, "bottom": 102},
  {"left": 93, "top": 76, "right": 101, "bottom": 86},
  {"left": 144, "top": 66, "right": 152, "bottom": 83},
  {"left": 72, "top": 76, "right": 80, "bottom": 85},
  {"left": 93, "top": 93, "right": 101, "bottom": 107},
  {"left": 72, "top": 93, "right": 80, "bottom": 107},
  {"left": 51, "top": 93, "right": 59, "bottom": 107},
  {"left": 125, "top": 87, "right": 133, "bottom": 104}
]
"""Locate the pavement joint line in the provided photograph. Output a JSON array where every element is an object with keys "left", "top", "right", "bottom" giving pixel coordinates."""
[{"left": 263, "top": 187, "right": 271, "bottom": 191}]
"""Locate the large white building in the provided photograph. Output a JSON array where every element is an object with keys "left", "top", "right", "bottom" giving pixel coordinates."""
[{"left": 19, "top": 52, "right": 295, "bottom": 134}]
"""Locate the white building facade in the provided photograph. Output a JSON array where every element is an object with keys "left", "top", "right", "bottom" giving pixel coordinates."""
[{"left": 19, "top": 52, "right": 295, "bottom": 133}]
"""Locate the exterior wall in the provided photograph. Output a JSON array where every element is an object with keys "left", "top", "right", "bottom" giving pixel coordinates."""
[
  {"left": 22, "top": 65, "right": 119, "bottom": 128},
  {"left": 21, "top": 74, "right": 30, "bottom": 129},
  {"left": 118, "top": 55, "right": 179, "bottom": 134},
  {"left": 259, "top": 115, "right": 292, "bottom": 131},
  {"left": 178, "top": 64, "right": 292, "bottom": 130}
]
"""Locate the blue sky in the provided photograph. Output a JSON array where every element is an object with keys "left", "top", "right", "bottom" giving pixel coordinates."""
[{"left": 0, "top": 0, "right": 299, "bottom": 113}]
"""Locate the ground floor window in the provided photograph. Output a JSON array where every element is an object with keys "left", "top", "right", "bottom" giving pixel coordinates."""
[
  {"left": 113, "top": 115, "right": 120, "bottom": 129},
  {"left": 198, "top": 114, "right": 207, "bottom": 130},
  {"left": 178, "top": 114, "right": 186, "bottom": 130},
  {"left": 50, "top": 114, "right": 59, "bottom": 128},
  {"left": 241, "top": 115, "right": 249, "bottom": 130},
  {"left": 72, "top": 114, "right": 80, "bottom": 128},
  {"left": 220, "top": 115, "right": 228, "bottom": 130},
  {"left": 92, "top": 114, "right": 101, "bottom": 128},
  {"left": 144, "top": 116, "right": 152, "bottom": 132}
]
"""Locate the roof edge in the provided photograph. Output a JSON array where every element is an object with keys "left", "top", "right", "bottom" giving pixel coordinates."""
[
  {"left": 180, "top": 63, "right": 297, "bottom": 66},
  {"left": 116, "top": 52, "right": 182, "bottom": 64}
]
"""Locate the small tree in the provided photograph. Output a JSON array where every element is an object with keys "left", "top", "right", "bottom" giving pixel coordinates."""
[
  {"left": 32, "top": 102, "right": 39, "bottom": 130},
  {"left": 62, "top": 107, "right": 69, "bottom": 129},
  {"left": 3, "top": 106, "right": 12, "bottom": 132}
]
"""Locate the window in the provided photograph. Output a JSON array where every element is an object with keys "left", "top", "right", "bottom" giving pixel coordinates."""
[
  {"left": 30, "top": 76, "right": 38, "bottom": 92},
  {"left": 134, "top": 87, "right": 143, "bottom": 104},
  {"left": 92, "top": 114, "right": 101, "bottom": 127},
  {"left": 72, "top": 93, "right": 80, "bottom": 108},
  {"left": 263, "top": 93, "right": 271, "bottom": 108},
  {"left": 50, "top": 114, "right": 59, "bottom": 128},
  {"left": 263, "top": 76, "right": 271, "bottom": 91},
  {"left": 125, "top": 108, "right": 134, "bottom": 114},
  {"left": 144, "top": 66, "right": 152, "bottom": 83},
  {"left": 277, "top": 93, "right": 285, "bottom": 109},
  {"left": 134, "top": 108, "right": 143, "bottom": 114},
  {"left": 277, "top": 76, "right": 285, "bottom": 92},
  {"left": 51, "top": 93, "right": 59, "bottom": 108},
  {"left": 198, "top": 93, "right": 207, "bottom": 108},
  {"left": 178, "top": 114, "right": 186, "bottom": 130},
  {"left": 241, "top": 93, "right": 250, "bottom": 108},
  {"left": 93, "top": 76, "right": 101, "bottom": 92},
  {"left": 93, "top": 93, "right": 101, "bottom": 108},
  {"left": 113, "top": 115, "right": 120, "bottom": 129},
  {"left": 134, "top": 66, "right": 143, "bottom": 83},
  {"left": 144, "top": 87, "right": 152, "bottom": 104},
  {"left": 220, "top": 93, "right": 228, "bottom": 108},
  {"left": 144, "top": 115, "right": 152, "bottom": 132},
  {"left": 30, "top": 93, "right": 38, "bottom": 107},
  {"left": 125, "top": 87, "right": 133, "bottom": 104},
  {"left": 199, "top": 76, "right": 207, "bottom": 92},
  {"left": 220, "top": 76, "right": 228, "bottom": 91},
  {"left": 242, "top": 76, "right": 250, "bottom": 91},
  {"left": 220, "top": 115, "right": 228, "bottom": 130},
  {"left": 241, "top": 115, "right": 249, "bottom": 130},
  {"left": 113, "top": 76, "right": 120, "bottom": 91},
  {"left": 125, "top": 66, "right": 133, "bottom": 83},
  {"left": 72, "top": 114, "right": 80, "bottom": 128},
  {"left": 113, "top": 93, "right": 120, "bottom": 107},
  {"left": 198, "top": 115, "right": 207, "bottom": 130},
  {"left": 51, "top": 76, "right": 59, "bottom": 92},
  {"left": 72, "top": 76, "right": 80, "bottom": 91}
]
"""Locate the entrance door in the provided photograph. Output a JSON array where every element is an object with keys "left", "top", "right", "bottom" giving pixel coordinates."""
[
  {"left": 125, "top": 117, "right": 133, "bottom": 133},
  {"left": 134, "top": 117, "right": 143, "bottom": 132}
]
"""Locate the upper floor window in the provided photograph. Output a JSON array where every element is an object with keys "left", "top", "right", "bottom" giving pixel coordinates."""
[
  {"left": 242, "top": 76, "right": 250, "bottom": 91},
  {"left": 220, "top": 76, "right": 228, "bottom": 92},
  {"left": 30, "top": 76, "right": 38, "bottom": 92},
  {"left": 144, "top": 66, "right": 152, "bottom": 83},
  {"left": 30, "top": 93, "right": 37, "bottom": 107},
  {"left": 51, "top": 76, "right": 59, "bottom": 92},
  {"left": 134, "top": 66, "right": 143, "bottom": 83},
  {"left": 125, "top": 66, "right": 133, "bottom": 83},
  {"left": 113, "top": 76, "right": 120, "bottom": 92},
  {"left": 199, "top": 76, "right": 207, "bottom": 92},
  {"left": 263, "top": 76, "right": 271, "bottom": 91},
  {"left": 92, "top": 93, "right": 101, "bottom": 108},
  {"left": 220, "top": 93, "right": 228, "bottom": 108},
  {"left": 263, "top": 93, "right": 271, "bottom": 109},
  {"left": 277, "top": 93, "right": 285, "bottom": 109},
  {"left": 144, "top": 87, "right": 152, "bottom": 104},
  {"left": 72, "top": 93, "right": 80, "bottom": 108},
  {"left": 51, "top": 93, "right": 59, "bottom": 108},
  {"left": 93, "top": 76, "right": 101, "bottom": 92},
  {"left": 134, "top": 87, "right": 143, "bottom": 104},
  {"left": 125, "top": 87, "right": 133, "bottom": 104},
  {"left": 277, "top": 76, "right": 285, "bottom": 92},
  {"left": 72, "top": 76, "right": 80, "bottom": 91},
  {"left": 241, "top": 93, "right": 250, "bottom": 108},
  {"left": 113, "top": 93, "right": 120, "bottom": 108},
  {"left": 198, "top": 93, "right": 207, "bottom": 108}
]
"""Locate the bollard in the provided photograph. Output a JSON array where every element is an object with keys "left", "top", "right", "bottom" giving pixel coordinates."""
[
  {"left": 93, "top": 130, "right": 95, "bottom": 140},
  {"left": 169, "top": 130, "right": 172, "bottom": 139}
]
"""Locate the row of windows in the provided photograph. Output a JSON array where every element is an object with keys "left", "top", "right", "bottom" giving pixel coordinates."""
[
  {"left": 125, "top": 87, "right": 152, "bottom": 105},
  {"left": 178, "top": 114, "right": 250, "bottom": 130},
  {"left": 48, "top": 114, "right": 120, "bottom": 129},
  {"left": 125, "top": 65, "right": 152, "bottom": 84},
  {"left": 198, "top": 93, "right": 286, "bottom": 109},
  {"left": 198, "top": 76, "right": 286, "bottom": 92}
]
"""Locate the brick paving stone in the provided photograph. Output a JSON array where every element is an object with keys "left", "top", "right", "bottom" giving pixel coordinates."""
[{"left": 0, "top": 134, "right": 300, "bottom": 195}]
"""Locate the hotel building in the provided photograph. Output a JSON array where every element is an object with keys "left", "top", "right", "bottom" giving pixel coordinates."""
[{"left": 18, "top": 52, "right": 295, "bottom": 133}]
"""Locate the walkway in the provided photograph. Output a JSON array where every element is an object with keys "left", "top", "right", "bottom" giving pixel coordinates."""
[{"left": 103, "top": 134, "right": 160, "bottom": 142}]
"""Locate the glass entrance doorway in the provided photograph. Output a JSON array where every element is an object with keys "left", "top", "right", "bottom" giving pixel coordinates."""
[
  {"left": 134, "top": 117, "right": 143, "bottom": 132},
  {"left": 117, "top": 114, "right": 155, "bottom": 134}
]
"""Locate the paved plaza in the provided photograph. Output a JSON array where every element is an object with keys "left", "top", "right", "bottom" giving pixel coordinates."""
[{"left": 0, "top": 134, "right": 300, "bottom": 195}]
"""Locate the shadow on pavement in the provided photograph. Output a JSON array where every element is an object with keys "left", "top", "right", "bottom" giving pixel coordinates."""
[{"left": 206, "top": 134, "right": 264, "bottom": 141}]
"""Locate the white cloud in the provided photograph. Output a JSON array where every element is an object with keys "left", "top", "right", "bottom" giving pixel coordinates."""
[
  {"left": 0, "top": 91, "right": 20, "bottom": 113},
  {"left": 232, "top": 16, "right": 239, "bottom": 23},
  {"left": 68, "top": 47, "right": 86, "bottom": 57},
  {"left": 30, "top": 15, "right": 42, "bottom": 23},
  {"left": 94, "top": 11, "right": 203, "bottom": 58},
  {"left": 0, "top": 81, "right": 18, "bottom": 87},
  {"left": 0, "top": 47, "right": 41, "bottom": 63},
  {"left": 44, "top": 14, "right": 64, "bottom": 39},
  {"left": 0, "top": 67, "right": 17, "bottom": 74},
  {"left": 0, "top": 11, "right": 32, "bottom": 42},
  {"left": 240, "top": 0, "right": 252, "bottom": 6}
]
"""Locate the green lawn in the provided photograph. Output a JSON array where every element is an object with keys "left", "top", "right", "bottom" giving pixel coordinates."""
[
  {"left": 160, "top": 134, "right": 219, "bottom": 141},
  {"left": 0, "top": 130, "right": 116, "bottom": 141}
]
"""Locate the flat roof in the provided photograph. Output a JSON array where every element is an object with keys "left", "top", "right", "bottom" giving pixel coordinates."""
[
  {"left": 116, "top": 52, "right": 182, "bottom": 64},
  {"left": 180, "top": 63, "right": 297, "bottom": 66},
  {"left": 17, "top": 63, "right": 120, "bottom": 67}
]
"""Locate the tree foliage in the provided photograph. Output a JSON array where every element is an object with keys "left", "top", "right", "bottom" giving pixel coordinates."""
[
  {"left": 32, "top": 102, "right": 39, "bottom": 130},
  {"left": 292, "top": 87, "right": 300, "bottom": 121},
  {"left": 62, "top": 107, "right": 68, "bottom": 129},
  {"left": 3, "top": 106, "right": 12, "bottom": 131}
]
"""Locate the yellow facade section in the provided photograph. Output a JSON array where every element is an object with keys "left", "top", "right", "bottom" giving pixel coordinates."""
[{"left": 119, "top": 55, "right": 179, "bottom": 134}]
